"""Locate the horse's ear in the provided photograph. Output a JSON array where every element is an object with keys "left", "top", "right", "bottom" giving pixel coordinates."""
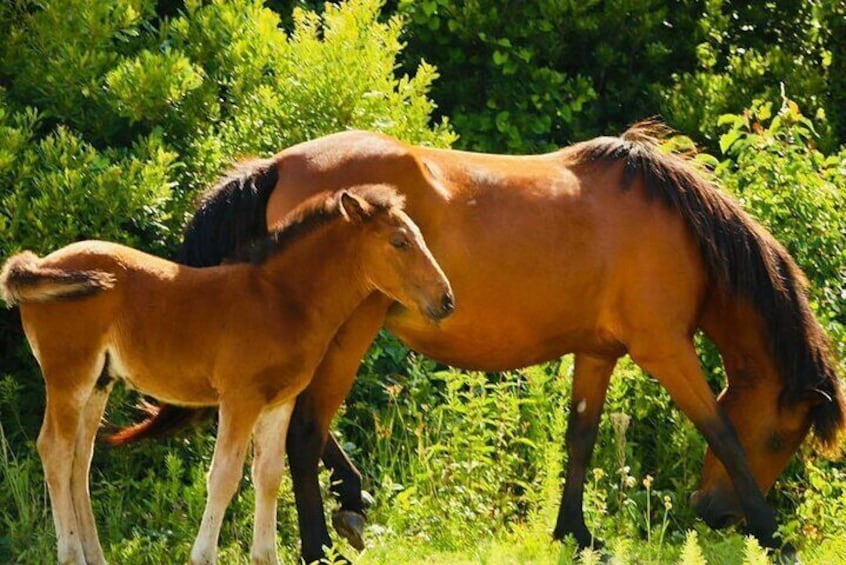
[
  {"left": 339, "top": 191, "right": 368, "bottom": 223},
  {"left": 804, "top": 387, "right": 833, "bottom": 406}
]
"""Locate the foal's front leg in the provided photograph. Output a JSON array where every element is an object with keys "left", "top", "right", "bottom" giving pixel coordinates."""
[
  {"left": 190, "top": 397, "right": 262, "bottom": 565},
  {"left": 250, "top": 401, "right": 295, "bottom": 565}
]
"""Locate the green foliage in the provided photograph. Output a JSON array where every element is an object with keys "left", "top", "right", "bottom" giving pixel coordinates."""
[
  {"left": 399, "top": 0, "right": 846, "bottom": 154},
  {"left": 398, "top": 0, "right": 701, "bottom": 152},
  {"left": 715, "top": 97, "right": 846, "bottom": 353},
  {"left": 660, "top": 1, "right": 840, "bottom": 151}
]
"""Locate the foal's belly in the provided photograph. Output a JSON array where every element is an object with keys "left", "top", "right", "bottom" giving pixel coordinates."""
[{"left": 108, "top": 347, "right": 219, "bottom": 406}]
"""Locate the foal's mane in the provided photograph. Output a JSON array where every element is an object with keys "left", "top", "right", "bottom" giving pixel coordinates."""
[
  {"left": 236, "top": 184, "right": 405, "bottom": 265},
  {"left": 572, "top": 119, "right": 845, "bottom": 448}
]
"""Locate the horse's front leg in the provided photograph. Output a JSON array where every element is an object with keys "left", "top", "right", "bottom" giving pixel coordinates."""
[
  {"left": 323, "top": 433, "right": 368, "bottom": 549},
  {"left": 630, "top": 337, "right": 781, "bottom": 550},
  {"left": 553, "top": 354, "right": 617, "bottom": 549},
  {"left": 288, "top": 293, "right": 390, "bottom": 563}
]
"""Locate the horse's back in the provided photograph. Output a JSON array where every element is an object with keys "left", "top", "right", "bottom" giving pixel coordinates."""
[{"left": 262, "top": 131, "right": 708, "bottom": 369}]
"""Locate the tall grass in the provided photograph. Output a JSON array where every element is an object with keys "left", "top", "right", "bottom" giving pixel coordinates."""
[{"left": 1, "top": 345, "right": 845, "bottom": 563}]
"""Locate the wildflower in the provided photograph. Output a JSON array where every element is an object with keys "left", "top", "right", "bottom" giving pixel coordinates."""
[{"left": 643, "top": 474, "right": 654, "bottom": 489}]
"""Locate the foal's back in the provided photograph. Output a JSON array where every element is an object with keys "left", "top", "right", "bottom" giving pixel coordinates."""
[{"left": 18, "top": 240, "right": 282, "bottom": 405}]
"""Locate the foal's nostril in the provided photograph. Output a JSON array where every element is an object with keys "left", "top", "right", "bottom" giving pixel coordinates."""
[{"left": 441, "top": 292, "right": 455, "bottom": 314}]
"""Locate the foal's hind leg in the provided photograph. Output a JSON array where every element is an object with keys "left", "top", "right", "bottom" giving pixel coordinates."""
[
  {"left": 630, "top": 337, "right": 779, "bottom": 548},
  {"left": 71, "top": 377, "right": 113, "bottom": 565},
  {"left": 553, "top": 354, "right": 617, "bottom": 548},
  {"left": 250, "top": 401, "right": 295, "bottom": 565},
  {"left": 190, "top": 395, "right": 263, "bottom": 565},
  {"left": 38, "top": 383, "right": 89, "bottom": 564}
]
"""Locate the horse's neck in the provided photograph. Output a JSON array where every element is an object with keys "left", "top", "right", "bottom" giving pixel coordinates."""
[
  {"left": 258, "top": 225, "right": 369, "bottom": 339},
  {"left": 700, "top": 288, "right": 778, "bottom": 384}
]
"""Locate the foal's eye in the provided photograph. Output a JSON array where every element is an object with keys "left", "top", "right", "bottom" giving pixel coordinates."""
[{"left": 391, "top": 237, "right": 411, "bottom": 250}]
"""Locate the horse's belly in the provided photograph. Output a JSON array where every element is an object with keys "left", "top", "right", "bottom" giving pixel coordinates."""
[{"left": 385, "top": 302, "right": 624, "bottom": 371}]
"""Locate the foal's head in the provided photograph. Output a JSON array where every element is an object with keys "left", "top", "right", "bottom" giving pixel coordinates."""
[{"left": 337, "top": 187, "right": 454, "bottom": 321}]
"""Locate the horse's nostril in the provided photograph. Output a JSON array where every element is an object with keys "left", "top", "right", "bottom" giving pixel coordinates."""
[{"left": 689, "top": 490, "right": 705, "bottom": 511}]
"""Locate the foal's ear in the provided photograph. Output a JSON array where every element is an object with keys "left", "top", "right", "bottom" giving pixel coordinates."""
[{"left": 339, "top": 191, "right": 368, "bottom": 223}]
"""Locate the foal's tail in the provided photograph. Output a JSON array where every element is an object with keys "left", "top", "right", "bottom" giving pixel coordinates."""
[
  {"left": 106, "top": 157, "right": 279, "bottom": 445},
  {"left": 1, "top": 251, "right": 115, "bottom": 307}
]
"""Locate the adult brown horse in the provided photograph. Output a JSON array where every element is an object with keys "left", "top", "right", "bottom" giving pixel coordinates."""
[{"left": 116, "top": 122, "right": 844, "bottom": 562}]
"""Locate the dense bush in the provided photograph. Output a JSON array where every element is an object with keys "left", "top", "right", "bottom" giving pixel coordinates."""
[
  {"left": 398, "top": 0, "right": 844, "bottom": 153},
  {"left": 398, "top": 0, "right": 701, "bottom": 152},
  {"left": 715, "top": 98, "right": 846, "bottom": 349}
]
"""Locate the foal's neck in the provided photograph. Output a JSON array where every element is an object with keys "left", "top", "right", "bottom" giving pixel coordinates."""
[{"left": 257, "top": 223, "right": 370, "bottom": 340}]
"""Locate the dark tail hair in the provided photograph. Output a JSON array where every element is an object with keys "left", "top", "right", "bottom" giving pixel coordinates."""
[
  {"left": 575, "top": 120, "right": 845, "bottom": 449},
  {"left": 105, "top": 158, "right": 279, "bottom": 445},
  {"left": 1, "top": 251, "right": 114, "bottom": 307}
]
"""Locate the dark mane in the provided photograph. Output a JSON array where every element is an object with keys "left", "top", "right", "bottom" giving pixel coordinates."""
[
  {"left": 179, "top": 158, "right": 280, "bottom": 267},
  {"left": 573, "top": 119, "right": 845, "bottom": 448},
  {"left": 237, "top": 184, "right": 405, "bottom": 264}
]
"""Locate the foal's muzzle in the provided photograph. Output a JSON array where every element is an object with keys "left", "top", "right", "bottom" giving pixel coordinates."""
[{"left": 426, "top": 291, "right": 455, "bottom": 320}]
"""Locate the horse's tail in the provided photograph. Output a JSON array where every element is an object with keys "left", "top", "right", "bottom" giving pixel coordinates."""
[
  {"left": 1, "top": 251, "right": 115, "bottom": 307},
  {"left": 105, "top": 157, "right": 279, "bottom": 445},
  {"left": 575, "top": 120, "right": 845, "bottom": 449},
  {"left": 104, "top": 401, "right": 208, "bottom": 446}
]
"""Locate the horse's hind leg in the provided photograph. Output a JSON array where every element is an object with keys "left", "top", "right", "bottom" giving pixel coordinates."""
[
  {"left": 250, "top": 400, "right": 295, "bottom": 565},
  {"left": 630, "top": 337, "right": 779, "bottom": 548},
  {"left": 190, "top": 395, "right": 263, "bottom": 565},
  {"left": 71, "top": 366, "right": 113, "bottom": 565},
  {"left": 553, "top": 354, "right": 617, "bottom": 548}
]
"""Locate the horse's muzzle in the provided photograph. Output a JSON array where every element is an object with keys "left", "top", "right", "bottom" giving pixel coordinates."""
[{"left": 689, "top": 489, "right": 743, "bottom": 530}]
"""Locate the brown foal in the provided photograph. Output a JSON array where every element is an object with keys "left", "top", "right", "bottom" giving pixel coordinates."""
[{"left": 1, "top": 186, "right": 453, "bottom": 565}]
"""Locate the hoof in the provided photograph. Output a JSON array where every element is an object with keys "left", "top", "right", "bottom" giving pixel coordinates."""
[
  {"left": 332, "top": 510, "right": 366, "bottom": 551},
  {"left": 774, "top": 543, "right": 800, "bottom": 565},
  {"left": 553, "top": 526, "right": 603, "bottom": 552}
]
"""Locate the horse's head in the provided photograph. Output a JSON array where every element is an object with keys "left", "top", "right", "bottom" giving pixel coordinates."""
[
  {"left": 692, "top": 374, "right": 842, "bottom": 529},
  {"left": 339, "top": 188, "right": 454, "bottom": 321}
]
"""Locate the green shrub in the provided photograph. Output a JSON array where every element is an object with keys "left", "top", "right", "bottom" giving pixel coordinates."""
[
  {"left": 715, "top": 97, "right": 846, "bottom": 353},
  {"left": 661, "top": 1, "right": 840, "bottom": 151},
  {"left": 398, "top": 0, "right": 700, "bottom": 152}
]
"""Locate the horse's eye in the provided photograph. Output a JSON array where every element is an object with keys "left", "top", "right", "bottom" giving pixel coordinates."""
[{"left": 766, "top": 432, "right": 785, "bottom": 452}]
